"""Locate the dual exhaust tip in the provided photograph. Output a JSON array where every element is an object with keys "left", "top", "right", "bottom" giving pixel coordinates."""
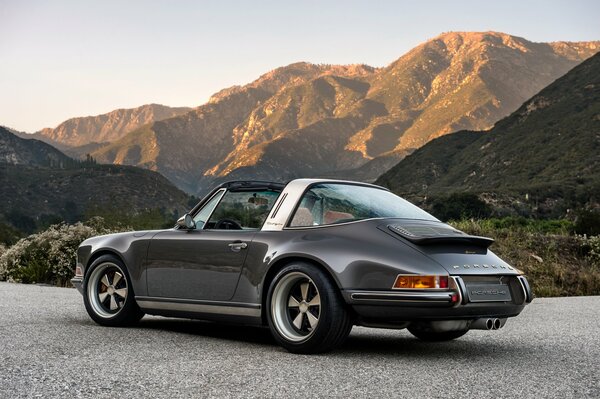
[{"left": 471, "top": 318, "right": 504, "bottom": 330}]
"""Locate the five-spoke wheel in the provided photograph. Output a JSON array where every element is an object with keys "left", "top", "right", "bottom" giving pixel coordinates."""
[
  {"left": 88, "top": 263, "right": 128, "bottom": 317},
  {"left": 266, "top": 262, "right": 353, "bottom": 354},
  {"left": 271, "top": 272, "right": 321, "bottom": 342},
  {"left": 83, "top": 255, "right": 144, "bottom": 326}
]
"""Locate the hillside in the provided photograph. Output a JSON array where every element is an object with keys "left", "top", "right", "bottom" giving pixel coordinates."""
[
  {"left": 0, "top": 127, "right": 190, "bottom": 233},
  {"left": 31, "top": 103, "right": 191, "bottom": 150},
  {"left": 1, "top": 127, "right": 71, "bottom": 167},
  {"left": 376, "top": 52, "right": 600, "bottom": 216},
  {"left": 87, "top": 32, "right": 598, "bottom": 194},
  {"left": 92, "top": 63, "right": 374, "bottom": 192}
]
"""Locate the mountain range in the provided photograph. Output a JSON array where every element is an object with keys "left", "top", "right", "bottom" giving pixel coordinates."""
[
  {"left": 27, "top": 103, "right": 191, "bottom": 157},
  {"left": 15, "top": 31, "right": 600, "bottom": 196},
  {"left": 377, "top": 52, "right": 600, "bottom": 217}
]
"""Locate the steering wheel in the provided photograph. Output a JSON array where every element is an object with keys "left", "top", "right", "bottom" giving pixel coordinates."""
[{"left": 214, "top": 218, "right": 243, "bottom": 230}]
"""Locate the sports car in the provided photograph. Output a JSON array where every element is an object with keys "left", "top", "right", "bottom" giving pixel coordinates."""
[{"left": 72, "top": 178, "right": 533, "bottom": 353}]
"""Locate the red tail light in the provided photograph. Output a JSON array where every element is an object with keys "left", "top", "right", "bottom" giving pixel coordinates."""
[{"left": 439, "top": 276, "right": 449, "bottom": 289}]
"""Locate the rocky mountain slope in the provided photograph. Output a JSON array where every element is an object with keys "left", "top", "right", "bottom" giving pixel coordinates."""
[
  {"left": 92, "top": 63, "right": 374, "bottom": 192},
  {"left": 31, "top": 32, "right": 598, "bottom": 194},
  {"left": 206, "top": 32, "right": 598, "bottom": 187},
  {"left": 31, "top": 103, "right": 191, "bottom": 150},
  {"left": 0, "top": 127, "right": 190, "bottom": 231},
  {"left": 376, "top": 52, "right": 600, "bottom": 215}
]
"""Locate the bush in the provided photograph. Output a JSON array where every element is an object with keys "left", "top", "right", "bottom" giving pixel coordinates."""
[
  {"left": 428, "top": 193, "right": 492, "bottom": 221},
  {"left": 574, "top": 209, "right": 600, "bottom": 236},
  {"left": 0, "top": 217, "right": 128, "bottom": 286},
  {"left": 580, "top": 235, "right": 600, "bottom": 264},
  {"left": 453, "top": 217, "right": 574, "bottom": 235},
  {"left": 0, "top": 222, "right": 22, "bottom": 246}
]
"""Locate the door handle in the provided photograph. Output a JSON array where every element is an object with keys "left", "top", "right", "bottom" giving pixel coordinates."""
[{"left": 228, "top": 242, "right": 248, "bottom": 252}]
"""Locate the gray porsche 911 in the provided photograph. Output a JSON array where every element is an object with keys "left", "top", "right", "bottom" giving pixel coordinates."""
[{"left": 72, "top": 178, "right": 532, "bottom": 353}]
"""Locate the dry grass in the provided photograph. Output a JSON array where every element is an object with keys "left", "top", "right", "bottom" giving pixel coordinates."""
[{"left": 452, "top": 219, "right": 600, "bottom": 297}]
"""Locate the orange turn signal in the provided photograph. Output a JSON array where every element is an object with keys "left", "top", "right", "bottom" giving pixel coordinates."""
[{"left": 392, "top": 275, "right": 448, "bottom": 289}]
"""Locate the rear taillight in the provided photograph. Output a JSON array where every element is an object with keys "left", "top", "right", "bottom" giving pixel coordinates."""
[
  {"left": 392, "top": 275, "right": 449, "bottom": 289},
  {"left": 439, "top": 276, "right": 449, "bottom": 288}
]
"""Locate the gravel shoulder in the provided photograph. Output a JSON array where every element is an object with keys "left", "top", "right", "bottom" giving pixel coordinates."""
[{"left": 0, "top": 282, "right": 599, "bottom": 398}]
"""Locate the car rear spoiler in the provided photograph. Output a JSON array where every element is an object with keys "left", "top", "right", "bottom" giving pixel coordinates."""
[{"left": 387, "top": 224, "right": 494, "bottom": 248}]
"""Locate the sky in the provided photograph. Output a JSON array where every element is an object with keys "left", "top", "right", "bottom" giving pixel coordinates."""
[{"left": 1, "top": 0, "right": 599, "bottom": 132}]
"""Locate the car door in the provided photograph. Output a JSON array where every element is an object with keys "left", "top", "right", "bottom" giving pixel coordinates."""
[{"left": 145, "top": 188, "right": 280, "bottom": 301}]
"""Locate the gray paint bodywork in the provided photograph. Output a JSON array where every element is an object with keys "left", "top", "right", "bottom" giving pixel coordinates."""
[{"left": 74, "top": 179, "right": 532, "bottom": 327}]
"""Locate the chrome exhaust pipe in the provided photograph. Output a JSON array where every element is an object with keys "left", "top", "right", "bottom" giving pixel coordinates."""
[
  {"left": 470, "top": 318, "right": 494, "bottom": 330},
  {"left": 492, "top": 318, "right": 501, "bottom": 330},
  {"left": 470, "top": 318, "right": 506, "bottom": 330}
]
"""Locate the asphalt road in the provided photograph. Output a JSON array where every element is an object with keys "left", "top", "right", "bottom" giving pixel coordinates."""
[{"left": 0, "top": 282, "right": 599, "bottom": 398}]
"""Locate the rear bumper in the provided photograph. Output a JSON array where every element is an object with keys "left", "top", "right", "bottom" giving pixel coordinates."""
[
  {"left": 71, "top": 277, "right": 84, "bottom": 295},
  {"left": 343, "top": 275, "right": 533, "bottom": 323}
]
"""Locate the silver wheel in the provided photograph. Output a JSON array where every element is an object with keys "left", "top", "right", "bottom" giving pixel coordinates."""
[
  {"left": 87, "top": 262, "right": 128, "bottom": 319},
  {"left": 271, "top": 272, "right": 321, "bottom": 342}
]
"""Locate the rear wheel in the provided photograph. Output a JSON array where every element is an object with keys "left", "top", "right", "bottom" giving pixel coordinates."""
[
  {"left": 266, "top": 262, "right": 353, "bottom": 354},
  {"left": 83, "top": 255, "right": 144, "bottom": 326},
  {"left": 408, "top": 326, "right": 469, "bottom": 342}
]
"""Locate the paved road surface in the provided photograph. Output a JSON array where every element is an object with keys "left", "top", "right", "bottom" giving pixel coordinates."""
[{"left": 0, "top": 282, "right": 598, "bottom": 398}]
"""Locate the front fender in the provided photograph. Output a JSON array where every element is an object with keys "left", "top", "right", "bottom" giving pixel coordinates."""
[{"left": 76, "top": 230, "right": 164, "bottom": 297}]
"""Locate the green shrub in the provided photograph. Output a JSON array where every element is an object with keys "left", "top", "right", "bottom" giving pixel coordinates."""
[
  {"left": 574, "top": 209, "right": 600, "bottom": 236},
  {"left": 0, "top": 217, "right": 128, "bottom": 286},
  {"left": 428, "top": 193, "right": 492, "bottom": 221},
  {"left": 580, "top": 235, "right": 600, "bottom": 264},
  {"left": 84, "top": 207, "right": 177, "bottom": 230},
  {"left": 0, "top": 222, "right": 22, "bottom": 246},
  {"left": 452, "top": 217, "right": 573, "bottom": 235}
]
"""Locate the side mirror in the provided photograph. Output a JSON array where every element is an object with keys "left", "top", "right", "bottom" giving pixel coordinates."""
[{"left": 176, "top": 214, "right": 196, "bottom": 229}]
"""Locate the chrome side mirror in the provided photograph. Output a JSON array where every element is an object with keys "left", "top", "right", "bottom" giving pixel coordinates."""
[{"left": 176, "top": 214, "right": 196, "bottom": 229}]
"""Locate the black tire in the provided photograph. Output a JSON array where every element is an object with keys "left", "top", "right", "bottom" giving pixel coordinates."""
[
  {"left": 266, "top": 262, "right": 353, "bottom": 354},
  {"left": 408, "top": 326, "right": 469, "bottom": 342},
  {"left": 83, "top": 254, "right": 144, "bottom": 327}
]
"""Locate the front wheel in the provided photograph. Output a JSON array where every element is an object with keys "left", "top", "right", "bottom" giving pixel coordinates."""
[
  {"left": 266, "top": 263, "right": 353, "bottom": 354},
  {"left": 83, "top": 255, "right": 144, "bottom": 326}
]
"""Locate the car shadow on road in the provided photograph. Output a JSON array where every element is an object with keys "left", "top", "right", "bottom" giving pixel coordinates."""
[
  {"left": 130, "top": 317, "right": 534, "bottom": 359},
  {"left": 336, "top": 333, "right": 532, "bottom": 360},
  {"left": 138, "top": 317, "right": 277, "bottom": 346}
]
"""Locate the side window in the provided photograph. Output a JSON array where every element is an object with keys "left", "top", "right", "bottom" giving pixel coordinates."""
[
  {"left": 289, "top": 190, "right": 322, "bottom": 227},
  {"left": 206, "top": 190, "right": 281, "bottom": 230},
  {"left": 289, "top": 186, "right": 358, "bottom": 227},
  {"left": 193, "top": 189, "right": 225, "bottom": 229}
]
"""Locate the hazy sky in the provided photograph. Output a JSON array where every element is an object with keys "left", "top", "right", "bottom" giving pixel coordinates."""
[{"left": 1, "top": 0, "right": 599, "bottom": 132}]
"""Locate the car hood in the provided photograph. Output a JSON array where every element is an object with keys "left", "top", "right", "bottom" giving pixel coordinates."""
[{"left": 377, "top": 219, "right": 519, "bottom": 276}]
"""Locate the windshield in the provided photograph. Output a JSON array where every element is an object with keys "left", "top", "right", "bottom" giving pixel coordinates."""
[{"left": 289, "top": 183, "right": 438, "bottom": 227}]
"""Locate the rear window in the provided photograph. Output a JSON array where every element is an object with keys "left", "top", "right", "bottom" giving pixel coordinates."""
[{"left": 289, "top": 183, "right": 438, "bottom": 227}]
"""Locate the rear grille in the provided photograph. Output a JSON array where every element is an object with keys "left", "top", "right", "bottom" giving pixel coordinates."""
[{"left": 389, "top": 223, "right": 465, "bottom": 238}]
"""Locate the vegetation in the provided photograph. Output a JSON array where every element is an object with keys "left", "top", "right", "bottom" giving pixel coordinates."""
[
  {"left": 428, "top": 193, "right": 492, "bottom": 221},
  {"left": 451, "top": 218, "right": 600, "bottom": 297},
  {"left": 0, "top": 217, "right": 128, "bottom": 286},
  {"left": 1, "top": 213, "right": 597, "bottom": 298}
]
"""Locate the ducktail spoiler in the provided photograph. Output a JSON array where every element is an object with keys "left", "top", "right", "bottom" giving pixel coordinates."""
[{"left": 387, "top": 223, "right": 494, "bottom": 248}]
